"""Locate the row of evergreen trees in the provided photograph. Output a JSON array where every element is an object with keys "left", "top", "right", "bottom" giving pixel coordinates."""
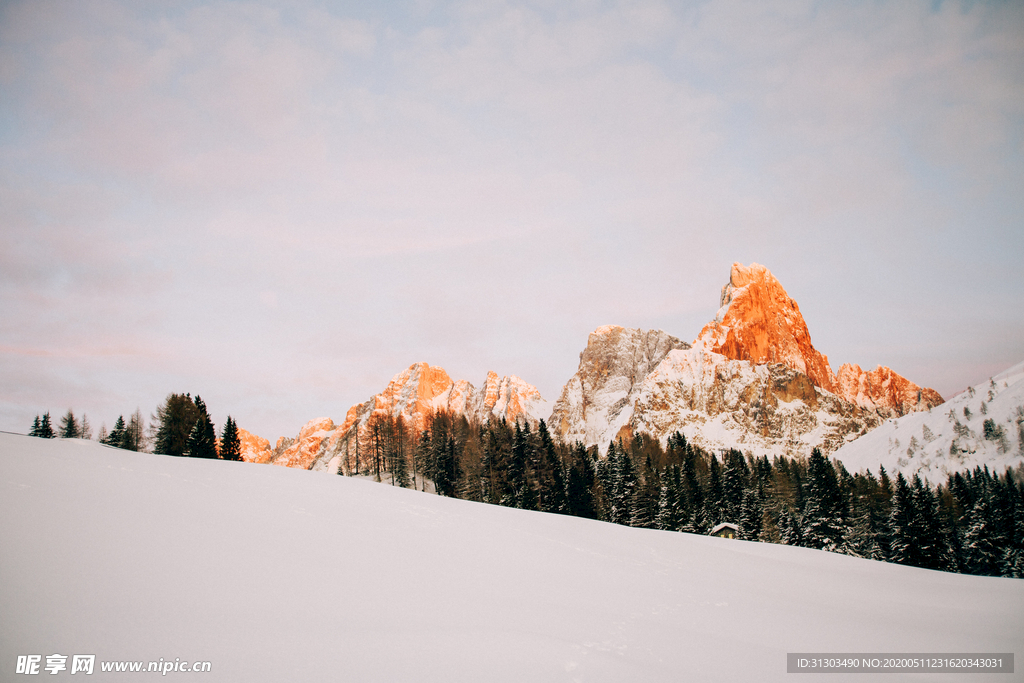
[
  {"left": 340, "top": 411, "right": 1024, "bottom": 579},
  {"left": 27, "top": 395, "right": 243, "bottom": 461}
]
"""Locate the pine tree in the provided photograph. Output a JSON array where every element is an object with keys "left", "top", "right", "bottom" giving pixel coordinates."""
[
  {"left": 801, "top": 449, "right": 845, "bottom": 551},
  {"left": 58, "top": 409, "right": 80, "bottom": 439},
  {"left": 535, "top": 420, "right": 566, "bottom": 514},
  {"left": 433, "top": 435, "right": 462, "bottom": 497},
  {"left": 630, "top": 454, "right": 660, "bottom": 529},
  {"left": 655, "top": 465, "right": 685, "bottom": 532},
  {"left": 705, "top": 454, "right": 725, "bottom": 527},
  {"left": 184, "top": 396, "right": 217, "bottom": 459},
  {"left": 29, "top": 415, "right": 41, "bottom": 437},
  {"left": 220, "top": 416, "right": 242, "bottom": 462},
  {"left": 102, "top": 416, "right": 127, "bottom": 447},
  {"left": 887, "top": 472, "right": 915, "bottom": 565},
  {"left": 565, "top": 442, "right": 597, "bottom": 519},
  {"left": 911, "top": 474, "right": 949, "bottom": 570},
  {"left": 38, "top": 412, "right": 54, "bottom": 438},
  {"left": 962, "top": 491, "right": 1002, "bottom": 576},
  {"left": 738, "top": 488, "right": 763, "bottom": 540},
  {"left": 153, "top": 394, "right": 199, "bottom": 456}
]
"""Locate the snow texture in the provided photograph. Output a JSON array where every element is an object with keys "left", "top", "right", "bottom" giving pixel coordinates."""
[
  {"left": 2, "top": 434, "right": 1021, "bottom": 682},
  {"left": 832, "top": 360, "right": 1024, "bottom": 482}
]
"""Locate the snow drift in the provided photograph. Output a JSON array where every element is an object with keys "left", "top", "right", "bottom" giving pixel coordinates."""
[{"left": 1, "top": 434, "right": 1021, "bottom": 682}]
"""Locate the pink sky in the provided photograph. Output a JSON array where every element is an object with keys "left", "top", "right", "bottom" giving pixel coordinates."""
[{"left": 2, "top": 0, "right": 1022, "bottom": 442}]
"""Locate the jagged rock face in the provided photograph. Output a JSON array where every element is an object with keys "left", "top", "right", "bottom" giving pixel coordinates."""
[
  {"left": 834, "top": 363, "right": 944, "bottom": 418},
  {"left": 271, "top": 417, "right": 336, "bottom": 470},
  {"left": 237, "top": 427, "right": 272, "bottom": 464},
  {"left": 262, "top": 363, "right": 551, "bottom": 471},
  {"left": 833, "top": 360, "right": 1024, "bottom": 483},
  {"left": 695, "top": 262, "right": 836, "bottom": 392},
  {"left": 628, "top": 348, "right": 879, "bottom": 458},
  {"left": 696, "top": 262, "right": 942, "bottom": 418},
  {"left": 550, "top": 263, "right": 942, "bottom": 455},
  {"left": 548, "top": 325, "right": 691, "bottom": 447}
]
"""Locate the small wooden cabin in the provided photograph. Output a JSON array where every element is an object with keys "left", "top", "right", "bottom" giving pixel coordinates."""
[{"left": 710, "top": 522, "right": 738, "bottom": 539}]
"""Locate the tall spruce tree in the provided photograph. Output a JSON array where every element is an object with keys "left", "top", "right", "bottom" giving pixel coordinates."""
[
  {"left": 58, "top": 410, "right": 79, "bottom": 439},
  {"left": 39, "top": 412, "right": 55, "bottom": 438},
  {"left": 29, "top": 415, "right": 41, "bottom": 437},
  {"left": 102, "top": 416, "right": 127, "bottom": 448},
  {"left": 153, "top": 394, "right": 199, "bottom": 456},
  {"left": 801, "top": 449, "right": 845, "bottom": 551},
  {"left": 220, "top": 416, "right": 242, "bottom": 462},
  {"left": 184, "top": 396, "right": 217, "bottom": 459}
]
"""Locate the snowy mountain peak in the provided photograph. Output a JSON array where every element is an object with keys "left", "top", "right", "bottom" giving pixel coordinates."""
[
  {"left": 548, "top": 326, "right": 691, "bottom": 447},
  {"left": 696, "top": 262, "right": 835, "bottom": 392},
  {"left": 696, "top": 262, "right": 942, "bottom": 418}
]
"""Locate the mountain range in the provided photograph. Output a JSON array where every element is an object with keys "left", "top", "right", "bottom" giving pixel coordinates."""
[{"left": 238, "top": 262, "right": 1021, "bottom": 479}]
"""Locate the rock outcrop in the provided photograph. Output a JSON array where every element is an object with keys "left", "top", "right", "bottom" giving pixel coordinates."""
[
  {"left": 548, "top": 325, "right": 690, "bottom": 447},
  {"left": 263, "top": 363, "right": 551, "bottom": 471},
  {"left": 695, "top": 262, "right": 836, "bottom": 392},
  {"left": 834, "top": 363, "right": 944, "bottom": 417},
  {"left": 237, "top": 427, "right": 273, "bottom": 464},
  {"left": 628, "top": 347, "right": 879, "bottom": 458}
]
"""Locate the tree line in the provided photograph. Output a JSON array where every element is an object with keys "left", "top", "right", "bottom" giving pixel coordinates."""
[
  {"left": 28, "top": 400, "right": 1024, "bottom": 578},
  {"left": 27, "top": 394, "right": 243, "bottom": 461},
  {"left": 340, "top": 410, "right": 1024, "bottom": 579}
]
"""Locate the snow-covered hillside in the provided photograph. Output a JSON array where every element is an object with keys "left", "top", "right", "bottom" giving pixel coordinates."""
[
  {"left": 2, "top": 434, "right": 1021, "bottom": 682},
  {"left": 833, "top": 361, "right": 1024, "bottom": 483}
]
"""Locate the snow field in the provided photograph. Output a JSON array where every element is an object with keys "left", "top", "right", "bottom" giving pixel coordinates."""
[{"left": 1, "top": 434, "right": 1021, "bottom": 682}]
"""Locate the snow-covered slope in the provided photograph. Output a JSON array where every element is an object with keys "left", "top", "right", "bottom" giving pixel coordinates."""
[
  {"left": 832, "top": 360, "right": 1024, "bottom": 483},
  {"left": 3, "top": 434, "right": 1021, "bottom": 682}
]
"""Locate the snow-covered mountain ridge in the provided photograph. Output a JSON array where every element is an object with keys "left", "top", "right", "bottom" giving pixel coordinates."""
[
  {"left": 547, "top": 262, "right": 943, "bottom": 456},
  {"left": 832, "top": 360, "right": 1024, "bottom": 482},
  {"left": 246, "top": 262, "right": 949, "bottom": 466},
  {"left": 241, "top": 363, "right": 551, "bottom": 470},
  {"left": 3, "top": 433, "right": 1020, "bottom": 682}
]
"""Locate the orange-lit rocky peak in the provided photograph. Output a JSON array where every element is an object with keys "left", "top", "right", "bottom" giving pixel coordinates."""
[
  {"left": 237, "top": 427, "right": 272, "bottom": 464},
  {"left": 371, "top": 363, "right": 455, "bottom": 432},
  {"left": 693, "top": 261, "right": 943, "bottom": 417},
  {"left": 835, "top": 363, "right": 944, "bottom": 416},
  {"left": 695, "top": 262, "right": 836, "bottom": 392},
  {"left": 272, "top": 416, "right": 336, "bottom": 469}
]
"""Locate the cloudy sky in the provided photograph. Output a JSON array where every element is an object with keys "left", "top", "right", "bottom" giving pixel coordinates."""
[{"left": 2, "top": 0, "right": 1022, "bottom": 442}]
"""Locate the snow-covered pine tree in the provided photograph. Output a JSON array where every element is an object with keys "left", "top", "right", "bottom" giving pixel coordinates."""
[
  {"left": 722, "top": 449, "right": 748, "bottom": 522},
  {"left": 962, "top": 490, "right": 1003, "bottom": 576},
  {"left": 704, "top": 454, "right": 725, "bottom": 528},
  {"left": 911, "top": 474, "right": 950, "bottom": 571},
  {"left": 800, "top": 449, "right": 845, "bottom": 551},
  {"left": 738, "top": 488, "right": 762, "bottom": 540},
  {"left": 629, "top": 454, "right": 660, "bottom": 529},
  {"left": 887, "top": 472, "right": 915, "bottom": 566}
]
